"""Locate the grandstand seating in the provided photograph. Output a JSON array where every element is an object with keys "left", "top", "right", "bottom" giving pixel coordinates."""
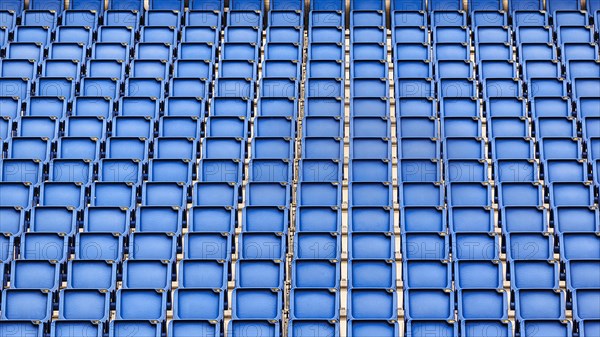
[{"left": 0, "top": 0, "right": 598, "bottom": 336}]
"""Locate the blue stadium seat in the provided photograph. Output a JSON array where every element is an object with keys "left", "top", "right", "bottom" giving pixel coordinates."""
[
  {"left": 83, "top": 206, "right": 130, "bottom": 234},
  {"left": 141, "top": 26, "right": 178, "bottom": 44},
  {"left": 434, "top": 26, "right": 470, "bottom": 43},
  {"left": 348, "top": 289, "right": 397, "bottom": 320},
  {"left": 479, "top": 60, "right": 517, "bottom": 79},
  {"left": 6, "top": 42, "right": 44, "bottom": 61},
  {"left": 458, "top": 289, "right": 508, "bottom": 320},
  {"left": 173, "top": 289, "right": 224, "bottom": 320},
  {"left": 0, "top": 96, "right": 20, "bottom": 119},
  {"left": 560, "top": 233, "right": 600, "bottom": 260},
  {"left": 539, "top": 138, "right": 582, "bottom": 160},
  {"left": 108, "top": 0, "right": 144, "bottom": 10},
  {"left": 186, "top": 9, "right": 221, "bottom": 27},
  {"left": 135, "top": 206, "right": 183, "bottom": 235},
  {"left": 401, "top": 206, "right": 445, "bottom": 232},
  {"left": 178, "top": 259, "right": 227, "bottom": 289},
  {"left": 405, "top": 290, "right": 454, "bottom": 320},
  {"left": 246, "top": 182, "right": 290, "bottom": 206},
  {"left": 515, "top": 289, "right": 566, "bottom": 320},
  {"left": 453, "top": 232, "right": 500, "bottom": 260},
  {"left": 294, "top": 232, "right": 340, "bottom": 260},
  {"left": 510, "top": 260, "right": 560, "bottom": 289},
  {"left": 0, "top": 159, "right": 43, "bottom": 184},
  {"left": 55, "top": 26, "right": 93, "bottom": 45},
  {"left": 109, "top": 321, "right": 162, "bottom": 337},
  {"left": 122, "top": 260, "right": 173, "bottom": 290},
  {"left": 47, "top": 42, "right": 87, "bottom": 62},
  {"left": 519, "top": 43, "right": 557, "bottom": 62},
  {"left": 21, "top": 232, "right": 69, "bottom": 262},
  {"left": 1, "top": 289, "right": 52, "bottom": 322},
  {"left": 16, "top": 116, "right": 59, "bottom": 139},
  {"left": 67, "top": 260, "right": 117, "bottom": 290},
  {"left": 98, "top": 159, "right": 142, "bottom": 183},
  {"left": 63, "top": 9, "right": 98, "bottom": 26},
  {"left": 202, "top": 137, "right": 244, "bottom": 159},
  {"left": 289, "top": 289, "right": 338, "bottom": 320},
  {"left": 403, "top": 260, "right": 450, "bottom": 288},
  {"left": 185, "top": 232, "right": 231, "bottom": 259},
  {"left": 0, "top": 78, "right": 30, "bottom": 100},
  {"left": 81, "top": 78, "right": 120, "bottom": 100},
  {"left": 558, "top": 26, "right": 595, "bottom": 45},
  {"left": 87, "top": 59, "right": 126, "bottom": 80},
  {"left": 189, "top": 205, "right": 235, "bottom": 232},
  {"left": 29, "top": 206, "right": 77, "bottom": 235},
  {"left": 154, "top": 137, "right": 198, "bottom": 160},
  {"left": 348, "top": 232, "right": 393, "bottom": 259},
  {"left": 431, "top": 10, "right": 466, "bottom": 26},
  {"left": 148, "top": 159, "right": 194, "bottom": 184},
  {"left": 566, "top": 260, "right": 600, "bottom": 290},
  {"left": 455, "top": 260, "right": 502, "bottom": 288},
  {"left": 354, "top": 9, "right": 386, "bottom": 26},
  {"left": 129, "top": 232, "right": 177, "bottom": 261},
  {"left": 0, "top": 182, "right": 33, "bottom": 208},
  {"left": 0, "top": 206, "right": 25, "bottom": 236},
  {"left": 149, "top": 0, "right": 184, "bottom": 10},
  {"left": 146, "top": 9, "right": 181, "bottom": 27},
  {"left": 6, "top": 137, "right": 51, "bottom": 161},
  {"left": 125, "top": 77, "right": 165, "bottom": 99},
  {"left": 174, "top": 60, "right": 213, "bottom": 79},
  {"left": 10, "top": 260, "right": 59, "bottom": 291},
  {"left": 56, "top": 137, "right": 100, "bottom": 161},
  {"left": 263, "top": 60, "right": 300, "bottom": 79},
  {"left": 75, "top": 232, "right": 124, "bottom": 261},
  {"left": 520, "top": 320, "right": 572, "bottom": 337},
  {"left": 142, "top": 182, "right": 188, "bottom": 206},
  {"left": 117, "top": 97, "right": 159, "bottom": 119},
  {"left": 64, "top": 116, "right": 107, "bottom": 139},
  {"left": 192, "top": 182, "right": 238, "bottom": 206},
  {"left": 115, "top": 289, "right": 168, "bottom": 321},
  {"left": 90, "top": 182, "right": 136, "bottom": 208},
  {"left": 105, "top": 9, "right": 141, "bottom": 26},
  {"left": 38, "top": 182, "right": 85, "bottom": 208},
  {"left": 495, "top": 160, "right": 538, "bottom": 182},
  {"left": 58, "top": 289, "right": 110, "bottom": 321},
  {"left": 0, "top": 59, "right": 37, "bottom": 79},
  {"left": 549, "top": 182, "right": 595, "bottom": 207},
  {"left": 393, "top": 26, "right": 428, "bottom": 43},
  {"left": 517, "top": 26, "right": 552, "bottom": 44},
  {"left": 498, "top": 182, "right": 543, "bottom": 207},
  {"left": 21, "top": 9, "right": 57, "bottom": 27},
  {"left": 535, "top": 117, "right": 577, "bottom": 138},
  {"left": 243, "top": 207, "right": 287, "bottom": 233},
  {"left": 134, "top": 42, "right": 173, "bottom": 61},
  {"left": 406, "top": 320, "right": 457, "bottom": 337},
  {"left": 348, "top": 260, "right": 396, "bottom": 289},
  {"left": 29, "top": 0, "right": 62, "bottom": 11},
  {"left": 402, "top": 232, "right": 449, "bottom": 259},
  {"left": 507, "top": 232, "right": 554, "bottom": 260},
  {"left": 473, "top": 10, "right": 507, "bottom": 26}
]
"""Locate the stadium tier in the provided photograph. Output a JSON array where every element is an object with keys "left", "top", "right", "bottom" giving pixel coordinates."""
[{"left": 0, "top": 0, "right": 599, "bottom": 336}]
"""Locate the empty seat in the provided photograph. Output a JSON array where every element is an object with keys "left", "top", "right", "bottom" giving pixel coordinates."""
[
  {"left": 0, "top": 78, "right": 30, "bottom": 100},
  {"left": 25, "top": 96, "right": 68, "bottom": 119},
  {"left": 105, "top": 9, "right": 141, "bottom": 27},
  {"left": 431, "top": 10, "right": 466, "bottom": 26},
  {"left": 10, "top": 260, "right": 60, "bottom": 291},
  {"left": 146, "top": 9, "right": 181, "bottom": 27},
  {"left": 558, "top": 26, "right": 595, "bottom": 44},
  {"left": 173, "top": 289, "right": 224, "bottom": 320},
  {"left": 515, "top": 289, "right": 566, "bottom": 320},
  {"left": 193, "top": 182, "right": 238, "bottom": 206},
  {"left": 90, "top": 182, "right": 136, "bottom": 208},
  {"left": 6, "top": 137, "right": 51, "bottom": 161},
  {"left": 455, "top": 260, "right": 502, "bottom": 288},
  {"left": 29, "top": 206, "right": 77, "bottom": 235},
  {"left": 129, "top": 232, "right": 177, "bottom": 261},
  {"left": 183, "top": 232, "right": 231, "bottom": 260},
  {"left": 189, "top": 205, "right": 235, "bottom": 233},
  {"left": 14, "top": 26, "right": 51, "bottom": 45},
  {"left": 135, "top": 206, "right": 183, "bottom": 235},
  {"left": 246, "top": 182, "right": 290, "bottom": 206},
  {"left": 179, "top": 259, "right": 227, "bottom": 289},
  {"left": 83, "top": 206, "right": 130, "bottom": 234},
  {"left": 21, "top": 232, "right": 69, "bottom": 262},
  {"left": 67, "top": 260, "right": 117, "bottom": 290},
  {"left": 122, "top": 260, "right": 172, "bottom": 290},
  {"left": 142, "top": 182, "right": 188, "bottom": 206},
  {"left": 49, "top": 42, "right": 85, "bottom": 61},
  {"left": 1, "top": 290, "right": 52, "bottom": 322},
  {"left": 38, "top": 182, "right": 85, "bottom": 208},
  {"left": 562, "top": 42, "right": 599, "bottom": 61},
  {"left": 115, "top": 289, "right": 168, "bottom": 321},
  {"left": 6, "top": 42, "right": 43, "bottom": 61},
  {"left": 0, "top": 159, "right": 43, "bottom": 184},
  {"left": 560, "top": 233, "right": 600, "bottom": 260},
  {"left": 75, "top": 232, "right": 124, "bottom": 261},
  {"left": 405, "top": 290, "right": 454, "bottom": 320},
  {"left": 176, "top": 42, "right": 213, "bottom": 61},
  {"left": 510, "top": 260, "right": 560, "bottom": 289},
  {"left": 59, "top": 289, "right": 110, "bottom": 321},
  {"left": 238, "top": 232, "right": 284, "bottom": 260},
  {"left": 507, "top": 232, "right": 554, "bottom": 260},
  {"left": 458, "top": 289, "right": 508, "bottom": 320}
]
